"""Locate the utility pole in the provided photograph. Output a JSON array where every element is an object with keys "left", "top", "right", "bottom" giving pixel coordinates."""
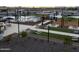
[{"left": 18, "top": 7, "right": 22, "bottom": 40}]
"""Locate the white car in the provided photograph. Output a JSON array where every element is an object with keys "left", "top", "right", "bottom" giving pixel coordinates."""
[{"left": 72, "top": 36, "right": 79, "bottom": 41}]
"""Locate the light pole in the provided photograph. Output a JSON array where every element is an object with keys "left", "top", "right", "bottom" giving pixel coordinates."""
[
  {"left": 47, "top": 25, "right": 50, "bottom": 42},
  {"left": 18, "top": 8, "right": 22, "bottom": 40}
]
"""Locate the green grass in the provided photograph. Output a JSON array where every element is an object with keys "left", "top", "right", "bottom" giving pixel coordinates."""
[
  {"left": 31, "top": 31, "right": 72, "bottom": 40},
  {"left": 63, "top": 16, "right": 78, "bottom": 22},
  {"left": 48, "top": 27, "right": 74, "bottom": 33}
]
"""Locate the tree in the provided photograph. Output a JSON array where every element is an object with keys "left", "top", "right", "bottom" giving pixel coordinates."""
[{"left": 20, "top": 31, "right": 27, "bottom": 38}]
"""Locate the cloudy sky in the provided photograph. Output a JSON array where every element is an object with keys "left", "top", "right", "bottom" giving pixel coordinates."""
[{"left": 0, "top": 0, "right": 79, "bottom": 7}]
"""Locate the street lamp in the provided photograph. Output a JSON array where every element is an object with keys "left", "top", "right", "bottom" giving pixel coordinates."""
[{"left": 47, "top": 24, "right": 50, "bottom": 42}]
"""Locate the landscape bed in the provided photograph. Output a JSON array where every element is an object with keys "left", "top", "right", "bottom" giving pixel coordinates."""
[
  {"left": 48, "top": 27, "right": 74, "bottom": 33},
  {"left": 31, "top": 30, "right": 72, "bottom": 41}
]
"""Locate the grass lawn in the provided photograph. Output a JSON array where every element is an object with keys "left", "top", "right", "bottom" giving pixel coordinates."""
[
  {"left": 31, "top": 31, "right": 72, "bottom": 41},
  {"left": 48, "top": 27, "right": 74, "bottom": 33},
  {"left": 62, "top": 16, "right": 78, "bottom": 23}
]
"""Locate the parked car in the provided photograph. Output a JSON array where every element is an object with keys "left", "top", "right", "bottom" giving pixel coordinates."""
[
  {"left": 72, "top": 30, "right": 79, "bottom": 42},
  {"left": 72, "top": 36, "right": 79, "bottom": 42},
  {"left": 73, "top": 30, "right": 79, "bottom": 34}
]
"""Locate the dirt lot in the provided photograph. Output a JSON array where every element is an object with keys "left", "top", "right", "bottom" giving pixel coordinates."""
[{"left": 51, "top": 19, "right": 79, "bottom": 28}]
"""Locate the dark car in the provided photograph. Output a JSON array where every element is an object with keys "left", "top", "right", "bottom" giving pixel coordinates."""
[{"left": 73, "top": 30, "right": 79, "bottom": 34}]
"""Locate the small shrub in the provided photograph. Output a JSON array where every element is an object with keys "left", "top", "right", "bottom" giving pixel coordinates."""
[
  {"left": 4, "top": 35, "right": 12, "bottom": 42},
  {"left": 64, "top": 37, "right": 72, "bottom": 45},
  {"left": 20, "top": 31, "right": 27, "bottom": 38}
]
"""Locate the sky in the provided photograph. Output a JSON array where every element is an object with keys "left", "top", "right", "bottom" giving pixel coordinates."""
[{"left": 0, "top": 0, "right": 79, "bottom": 7}]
